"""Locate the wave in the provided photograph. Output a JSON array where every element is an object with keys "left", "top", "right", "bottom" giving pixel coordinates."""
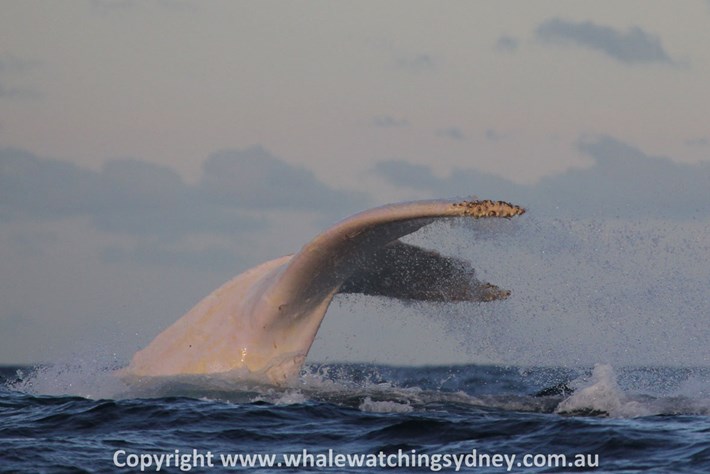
[{"left": 7, "top": 361, "right": 709, "bottom": 418}]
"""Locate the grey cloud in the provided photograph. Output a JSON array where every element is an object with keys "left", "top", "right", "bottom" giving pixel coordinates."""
[
  {"left": 372, "top": 115, "right": 409, "bottom": 128},
  {"left": 561, "top": 136, "right": 710, "bottom": 217},
  {"left": 100, "top": 158, "right": 188, "bottom": 211},
  {"left": 93, "top": 158, "right": 248, "bottom": 238},
  {"left": 0, "top": 55, "right": 40, "bottom": 99},
  {"left": 372, "top": 161, "right": 441, "bottom": 190},
  {"left": 374, "top": 159, "right": 517, "bottom": 203},
  {"left": 0, "top": 148, "right": 104, "bottom": 219},
  {"left": 1, "top": 146, "right": 367, "bottom": 238},
  {"left": 374, "top": 136, "right": 710, "bottom": 219},
  {"left": 200, "top": 146, "right": 368, "bottom": 215},
  {"left": 685, "top": 137, "right": 709, "bottom": 147},
  {"left": 0, "top": 83, "right": 25, "bottom": 98},
  {"left": 485, "top": 129, "right": 508, "bottom": 142},
  {"left": 0, "top": 54, "right": 39, "bottom": 73},
  {"left": 0, "top": 83, "right": 39, "bottom": 99},
  {"left": 0, "top": 148, "right": 254, "bottom": 237},
  {"left": 536, "top": 18, "right": 676, "bottom": 65},
  {"left": 395, "top": 53, "right": 436, "bottom": 72},
  {"left": 436, "top": 127, "right": 467, "bottom": 141},
  {"left": 495, "top": 35, "right": 520, "bottom": 53}
]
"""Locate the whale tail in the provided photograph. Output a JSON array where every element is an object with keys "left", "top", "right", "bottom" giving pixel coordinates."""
[
  {"left": 339, "top": 240, "right": 510, "bottom": 302},
  {"left": 122, "top": 199, "right": 525, "bottom": 385}
]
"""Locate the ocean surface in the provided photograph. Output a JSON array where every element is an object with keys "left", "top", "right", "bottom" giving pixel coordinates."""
[{"left": 1, "top": 362, "right": 709, "bottom": 473}]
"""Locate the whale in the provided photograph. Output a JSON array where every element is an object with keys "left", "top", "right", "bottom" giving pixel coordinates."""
[{"left": 121, "top": 198, "right": 525, "bottom": 385}]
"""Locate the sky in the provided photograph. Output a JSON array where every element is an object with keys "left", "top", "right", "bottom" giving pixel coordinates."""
[{"left": 1, "top": 0, "right": 710, "bottom": 367}]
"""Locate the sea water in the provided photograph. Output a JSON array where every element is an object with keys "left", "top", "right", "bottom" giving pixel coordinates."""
[
  {"left": 2, "top": 217, "right": 709, "bottom": 472},
  {"left": 2, "top": 362, "right": 709, "bottom": 473}
]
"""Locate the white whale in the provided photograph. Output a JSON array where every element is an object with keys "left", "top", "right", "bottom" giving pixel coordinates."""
[{"left": 122, "top": 199, "right": 525, "bottom": 385}]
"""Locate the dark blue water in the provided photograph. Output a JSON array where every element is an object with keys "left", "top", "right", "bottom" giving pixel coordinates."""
[{"left": 1, "top": 364, "right": 709, "bottom": 473}]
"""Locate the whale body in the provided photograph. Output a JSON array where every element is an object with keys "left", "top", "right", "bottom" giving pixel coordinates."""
[{"left": 122, "top": 199, "right": 525, "bottom": 384}]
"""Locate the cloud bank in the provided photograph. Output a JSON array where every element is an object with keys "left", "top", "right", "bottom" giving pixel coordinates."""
[
  {"left": 374, "top": 136, "right": 710, "bottom": 219},
  {"left": 0, "top": 146, "right": 368, "bottom": 239},
  {"left": 200, "top": 147, "right": 366, "bottom": 213},
  {"left": 536, "top": 18, "right": 676, "bottom": 65}
]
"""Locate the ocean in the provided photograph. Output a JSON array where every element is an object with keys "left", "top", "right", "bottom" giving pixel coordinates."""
[
  {"left": 2, "top": 362, "right": 709, "bottom": 473},
  {"left": 3, "top": 216, "right": 710, "bottom": 473}
]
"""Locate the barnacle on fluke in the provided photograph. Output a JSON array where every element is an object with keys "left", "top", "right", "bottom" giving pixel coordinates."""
[{"left": 453, "top": 199, "right": 526, "bottom": 218}]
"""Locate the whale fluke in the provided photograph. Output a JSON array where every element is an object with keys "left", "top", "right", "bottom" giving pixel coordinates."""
[
  {"left": 122, "top": 199, "right": 525, "bottom": 384},
  {"left": 339, "top": 240, "right": 511, "bottom": 302}
]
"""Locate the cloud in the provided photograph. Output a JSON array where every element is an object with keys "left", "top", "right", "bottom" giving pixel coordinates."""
[
  {"left": 495, "top": 35, "right": 520, "bottom": 53},
  {"left": 685, "top": 137, "right": 709, "bottom": 148},
  {"left": 535, "top": 18, "right": 676, "bottom": 65},
  {"left": 373, "top": 161, "right": 443, "bottom": 190},
  {"left": 374, "top": 136, "right": 710, "bottom": 219},
  {"left": 0, "top": 148, "right": 103, "bottom": 219},
  {"left": 0, "top": 54, "right": 39, "bottom": 73},
  {"left": 436, "top": 127, "right": 467, "bottom": 141},
  {"left": 484, "top": 129, "right": 509, "bottom": 142},
  {"left": 96, "top": 158, "right": 265, "bottom": 237},
  {"left": 0, "top": 83, "right": 30, "bottom": 98},
  {"left": 373, "top": 158, "right": 518, "bottom": 204},
  {"left": 0, "top": 54, "right": 40, "bottom": 98},
  {"left": 372, "top": 115, "right": 409, "bottom": 128},
  {"left": 395, "top": 53, "right": 436, "bottom": 72},
  {"left": 0, "top": 148, "right": 251, "bottom": 237},
  {"left": 0, "top": 146, "right": 368, "bottom": 238},
  {"left": 199, "top": 147, "right": 368, "bottom": 214},
  {"left": 542, "top": 136, "right": 710, "bottom": 217}
]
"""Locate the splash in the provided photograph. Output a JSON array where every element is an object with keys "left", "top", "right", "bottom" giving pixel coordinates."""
[
  {"left": 6, "top": 210, "right": 709, "bottom": 418},
  {"left": 6, "top": 358, "right": 709, "bottom": 418},
  {"left": 11, "top": 353, "right": 129, "bottom": 400},
  {"left": 406, "top": 216, "right": 710, "bottom": 368},
  {"left": 555, "top": 364, "right": 650, "bottom": 417},
  {"left": 553, "top": 364, "right": 710, "bottom": 418},
  {"left": 359, "top": 396, "right": 413, "bottom": 413}
]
